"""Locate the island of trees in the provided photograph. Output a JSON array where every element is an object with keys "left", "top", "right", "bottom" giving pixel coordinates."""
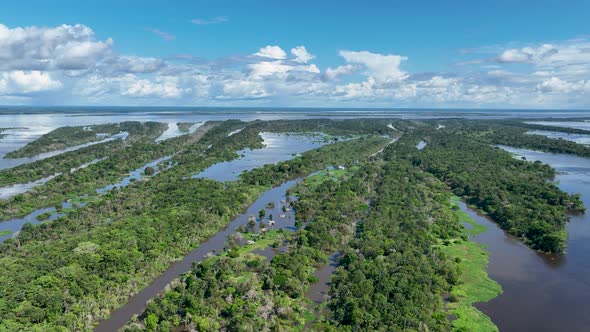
[{"left": 0, "top": 117, "right": 586, "bottom": 331}]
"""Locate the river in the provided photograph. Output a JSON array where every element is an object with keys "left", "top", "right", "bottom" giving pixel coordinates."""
[
  {"left": 462, "top": 146, "right": 590, "bottom": 332},
  {"left": 1, "top": 109, "right": 588, "bottom": 169},
  {"left": 94, "top": 179, "right": 301, "bottom": 332},
  {"left": 193, "top": 132, "right": 326, "bottom": 182}
]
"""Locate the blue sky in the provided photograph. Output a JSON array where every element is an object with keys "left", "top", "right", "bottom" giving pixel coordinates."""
[{"left": 0, "top": 0, "right": 589, "bottom": 108}]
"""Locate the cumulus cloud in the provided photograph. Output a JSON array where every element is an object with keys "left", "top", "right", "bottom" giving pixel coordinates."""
[
  {"left": 537, "top": 77, "right": 590, "bottom": 93},
  {"left": 122, "top": 75, "right": 184, "bottom": 98},
  {"left": 254, "top": 46, "right": 287, "bottom": 60},
  {"left": 493, "top": 41, "right": 590, "bottom": 81},
  {"left": 110, "top": 56, "right": 166, "bottom": 74},
  {"left": 496, "top": 44, "right": 557, "bottom": 63},
  {"left": 339, "top": 50, "right": 408, "bottom": 83},
  {"left": 0, "top": 71, "right": 62, "bottom": 94},
  {"left": 0, "top": 23, "right": 113, "bottom": 71},
  {"left": 291, "top": 46, "right": 315, "bottom": 63},
  {"left": 247, "top": 60, "right": 319, "bottom": 79},
  {"left": 1, "top": 22, "right": 588, "bottom": 108},
  {"left": 323, "top": 64, "right": 360, "bottom": 81}
]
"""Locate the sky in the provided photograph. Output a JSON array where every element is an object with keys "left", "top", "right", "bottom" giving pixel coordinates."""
[{"left": 0, "top": 0, "right": 589, "bottom": 109}]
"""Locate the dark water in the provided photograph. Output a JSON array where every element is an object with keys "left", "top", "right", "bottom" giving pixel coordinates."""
[
  {"left": 252, "top": 244, "right": 290, "bottom": 260},
  {"left": 465, "top": 147, "right": 590, "bottom": 332},
  {"left": 306, "top": 252, "right": 340, "bottom": 305},
  {"left": 94, "top": 179, "right": 300, "bottom": 332}
]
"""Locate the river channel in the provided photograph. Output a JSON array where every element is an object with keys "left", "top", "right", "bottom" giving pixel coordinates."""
[{"left": 462, "top": 146, "right": 590, "bottom": 332}]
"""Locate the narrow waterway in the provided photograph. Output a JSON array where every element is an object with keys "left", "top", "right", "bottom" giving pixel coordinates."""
[
  {"left": 0, "top": 155, "right": 174, "bottom": 243},
  {"left": 94, "top": 179, "right": 300, "bottom": 332},
  {"left": 0, "top": 131, "right": 128, "bottom": 170},
  {"left": 462, "top": 147, "right": 590, "bottom": 332},
  {"left": 0, "top": 173, "right": 61, "bottom": 200},
  {"left": 305, "top": 252, "right": 340, "bottom": 305},
  {"left": 155, "top": 122, "right": 203, "bottom": 142}
]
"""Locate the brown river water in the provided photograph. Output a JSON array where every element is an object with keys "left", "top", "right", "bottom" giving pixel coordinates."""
[
  {"left": 464, "top": 147, "right": 590, "bottom": 332},
  {"left": 94, "top": 179, "right": 300, "bottom": 331}
]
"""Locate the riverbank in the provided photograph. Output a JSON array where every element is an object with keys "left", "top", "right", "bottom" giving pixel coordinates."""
[{"left": 441, "top": 196, "right": 502, "bottom": 332}]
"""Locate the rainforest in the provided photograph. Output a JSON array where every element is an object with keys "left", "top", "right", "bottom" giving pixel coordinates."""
[{"left": 0, "top": 111, "right": 589, "bottom": 332}]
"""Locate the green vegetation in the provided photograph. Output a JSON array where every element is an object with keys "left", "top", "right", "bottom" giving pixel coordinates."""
[
  {"left": 35, "top": 211, "right": 52, "bottom": 221},
  {"left": 438, "top": 119, "right": 590, "bottom": 157},
  {"left": 0, "top": 120, "right": 390, "bottom": 331},
  {"left": 302, "top": 168, "right": 350, "bottom": 189},
  {"left": 0, "top": 230, "right": 11, "bottom": 237},
  {"left": 128, "top": 163, "right": 376, "bottom": 331},
  {"left": 0, "top": 128, "right": 10, "bottom": 140},
  {"left": 177, "top": 122, "right": 195, "bottom": 133},
  {"left": 441, "top": 197, "right": 502, "bottom": 332},
  {"left": 6, "top": 121, "right": 168, "bottom": 158},
  {"left": 0, "top": 122, "right": 214, "bottom": 221},
  {"left": 325, "top": 161, "right": 462, "bottom": 331},
  {"left": 0, "top": 122, "right": 168, "bottom": 188},
  {"left": 1, "top": 117, "right": 586, "bottom": 331},
  {"left": 387, "top": 126, "right": 584, "bottom": 252},
  {"left": 240, "top": 137, "right": 388, "bottom": 187}
]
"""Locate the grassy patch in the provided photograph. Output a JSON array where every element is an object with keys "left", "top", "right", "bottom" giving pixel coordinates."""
[
  {"left": 443, "top": 196, "right": 502, "bottom": 332},
  {"left": 450, "top": 196, "right": 487, "bottom": 236},
  {"left": 0, "top": 230, "right": 12, "bottom": 237},
  {"left": 36, "top": 211, "right": 53, "bottom": 221},
  {"left": 303, "top": 166, "right": 359, "bottom": 189},
  {"left": 229, "top": 230, "right": 288, "bottom": 257}
]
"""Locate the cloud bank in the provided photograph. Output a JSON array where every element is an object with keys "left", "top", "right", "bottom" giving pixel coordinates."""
[{"left": 0, "top": 22, "right": 588, "bottom": 108}]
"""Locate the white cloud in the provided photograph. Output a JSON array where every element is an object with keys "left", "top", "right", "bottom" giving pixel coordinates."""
[
  {"left": 122, "top": 75, "right": 184, "bottom": 98},
  {"left": 1, "top": 22, "right": 588, "bottom": 108},
  {"left": 537, "top": 77, "right": 590, "bottom": 93},
  {"left": 323, "top": 64, "right": 359, "bottom": 81},
  {"left": 219, "top": 80, "right": 269, "bottom": 99},
  {"left": 496, "top": 44, "right": 557, "bottom": 63},
  {"left": 291, "top": 46, "right": 315, "bottom": 63},
  {"left": 112, "top": 56, "right": 165, "bottom": 73},
  {"left": 254, "top": 46, "right": 287, "bottom": 60},
  {"left": 339, "top": 50, "right": 408, "bottom": 83},
  {"left": 0, "top": 23, "right": 113, "bottom": 71},
  {"left": 248, "top": 60, "right": 319, "bottom": 79},
  {"left": 494, "top": 41, "right": 590, "bottom": 80},
  {"left": 0, "top": 71, "right": 62, "bottom": 93}
]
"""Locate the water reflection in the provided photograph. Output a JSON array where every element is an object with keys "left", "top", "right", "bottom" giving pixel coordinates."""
[
  {"left": 0, "top": 155, "right": 174, "bottom": 243},
  {"left": 0, "top": 131, "right": 128, "bottom": 170},
  {"left": 0, "top": 173, "right": 61, "bottom": 200},
  {"left": 95, "top": 179, "right": 301, "bottom": 332},
  {"left": 416, "top": 140, "right": 427, "bottom": 150},
  {"left": 470, "top": 146, "right": 590, "bottom": 332},
  {"left": 155, "top": 122, "right": 203, "bottom": 142},
  {"left": 193, "top": 133, "right": 326, "bottom": 182},
  {"left": 527, "top": 130, "right": 590, "bottom": 145},
  {"left": 526, "top": 121, "right": 590, "bottom": 131}
]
